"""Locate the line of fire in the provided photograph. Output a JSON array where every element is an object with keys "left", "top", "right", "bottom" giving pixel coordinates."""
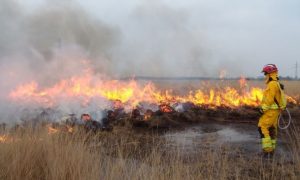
[{"left": 0, "top": 67, "right": 299, "bottom": 143}]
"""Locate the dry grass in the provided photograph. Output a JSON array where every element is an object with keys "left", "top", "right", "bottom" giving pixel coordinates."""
[
  {"left": 0, "top": 124, "right": 299, "bottom": 180},
  {"left": 0, "top": 79, "right": 299, "bottom": 179}
]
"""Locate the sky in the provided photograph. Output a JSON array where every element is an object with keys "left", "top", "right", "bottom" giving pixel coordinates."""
[{"left": 2, "top": 0, "right": 300, "bottom": 78}]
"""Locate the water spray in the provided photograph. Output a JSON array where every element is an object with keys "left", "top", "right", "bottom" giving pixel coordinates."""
[{"left": 278, "top": 108, "right": 292, "bottom": 130}]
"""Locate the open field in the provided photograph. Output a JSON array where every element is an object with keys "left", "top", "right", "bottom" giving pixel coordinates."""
[
  {"left": 1, "top": 0, "right": 299, "bottom": 179},
  {"left": 1, "top": 79, "right": 300, "bottom": 180},
  {"left": 0, "top": 124, "right": 299, "bottom": 180}
]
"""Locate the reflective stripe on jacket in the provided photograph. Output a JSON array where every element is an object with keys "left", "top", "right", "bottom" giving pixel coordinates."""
[{"left": 261, "top": 72, "right": 287, "bottom": 111}]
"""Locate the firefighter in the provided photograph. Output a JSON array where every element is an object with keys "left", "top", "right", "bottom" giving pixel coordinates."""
[{"left": 258, "top": 64, "right": 286, "bottom": 158}]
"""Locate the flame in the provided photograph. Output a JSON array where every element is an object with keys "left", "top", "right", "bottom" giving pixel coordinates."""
[
  {"left": 47, "top": 124, "right": 74, "bottom": 134},
  {"left": 47, "top": 125, "right": 59, "bottom": 134},
  {"left": 144, "top": 114, "right": 152, "bottom": 121},
  {"left": 159, "top": 104, "right": 173, "bottom": 113},
  {"left": 0, "top": 135, "right": 8, "bottom": 143},
  {"left": 66, "top": 126, "right": 74, "bottom": 133},
  {"left": 9, "top": 73, "right": 297, "bottom": 110},
  {"left": 0, "top": 125, "right": 74, "bottom": 143},
  {"left": 0, "top": 135, "right": 16, "bottom": 143}
]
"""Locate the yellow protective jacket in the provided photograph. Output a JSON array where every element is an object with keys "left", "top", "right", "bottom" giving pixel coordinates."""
[{"left": 261, "top": 72, "right": 286, "bottom": 111}]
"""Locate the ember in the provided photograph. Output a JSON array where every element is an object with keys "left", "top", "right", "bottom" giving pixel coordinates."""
[
  {"left": 159, "top": 104, "right": 174, "bottom": 113},
  {"left": 144, "top": 109, "right": 154, "bottom": 121}
]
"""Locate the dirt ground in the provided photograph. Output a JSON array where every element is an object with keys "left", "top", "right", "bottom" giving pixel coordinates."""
[{"left": 163, "top": 121, "right": 296, "bottom": 160}]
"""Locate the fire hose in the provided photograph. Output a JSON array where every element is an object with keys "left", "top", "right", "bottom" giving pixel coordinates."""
[{"left": 278, "top": 108, "right": 292, "bottom": 130}]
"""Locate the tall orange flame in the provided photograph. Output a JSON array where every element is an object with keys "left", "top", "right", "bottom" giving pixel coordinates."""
[{"left": 8, "top": 74, "right": 297, "bottom": 109}]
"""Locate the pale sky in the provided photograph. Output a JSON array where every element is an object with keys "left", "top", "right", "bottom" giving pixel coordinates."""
[{"left": 7, "top": 0, "right": 300, "bottom": 77}]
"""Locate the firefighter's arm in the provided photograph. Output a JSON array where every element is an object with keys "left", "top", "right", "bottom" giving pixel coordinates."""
[{"left": 261, "top": 82, "right": 277, "bottom": 111}]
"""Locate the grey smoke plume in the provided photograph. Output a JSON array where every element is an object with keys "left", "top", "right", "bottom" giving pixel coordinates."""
[
  {"left": 112, "top": 1, "right": 212, "bottom": 77},
  {"left": 25, "top": 3, "right": 118, "bottom": 60},
  {"left": 0, "top": 0, "right": 119, "bottom": 92},
  {"left": 0, "top": 0, "right": 118, "bottom": 57},
  {"left": 0, "top": 0, "right": 119, "bottom": 123},
  {"left": 1, "top": 0, "right": 300, "bottom": 85}
]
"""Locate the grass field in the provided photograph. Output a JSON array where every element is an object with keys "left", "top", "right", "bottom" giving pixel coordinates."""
[
  {"left": 0, "top": 124, "right": 299, "bottom": 180},
  {"left": 1, "top": 79, "right": 300, "bottom": 180}
]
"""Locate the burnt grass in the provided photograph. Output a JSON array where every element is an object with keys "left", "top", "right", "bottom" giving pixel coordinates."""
[{"left": 127, "top": 104, "right": 300, "bottom": 130}]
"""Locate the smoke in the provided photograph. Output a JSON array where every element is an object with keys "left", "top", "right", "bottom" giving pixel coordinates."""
[
  {"left": 1, "top": 0, "right": 299, "bottom": 84},
  {"left": 0, "top": 0, "right": 260, "bottom": 123},
  {"left": 107, "top": 0, "right": 300, "bottom": 77},
  {"left": 1, "top": 0, "right": 299, "bottom": 122},
  {"left": 0, "top": 0, "right": 119, "bottom": 89},
  {"left": 111, "top": 1, "right": 213, "bottom": 77},
  {"left": 0, "top": 0, "right": 119, "bottom": 123},
  {"left": 25, "top": 3, "right": 118, "bottom": 60}
]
